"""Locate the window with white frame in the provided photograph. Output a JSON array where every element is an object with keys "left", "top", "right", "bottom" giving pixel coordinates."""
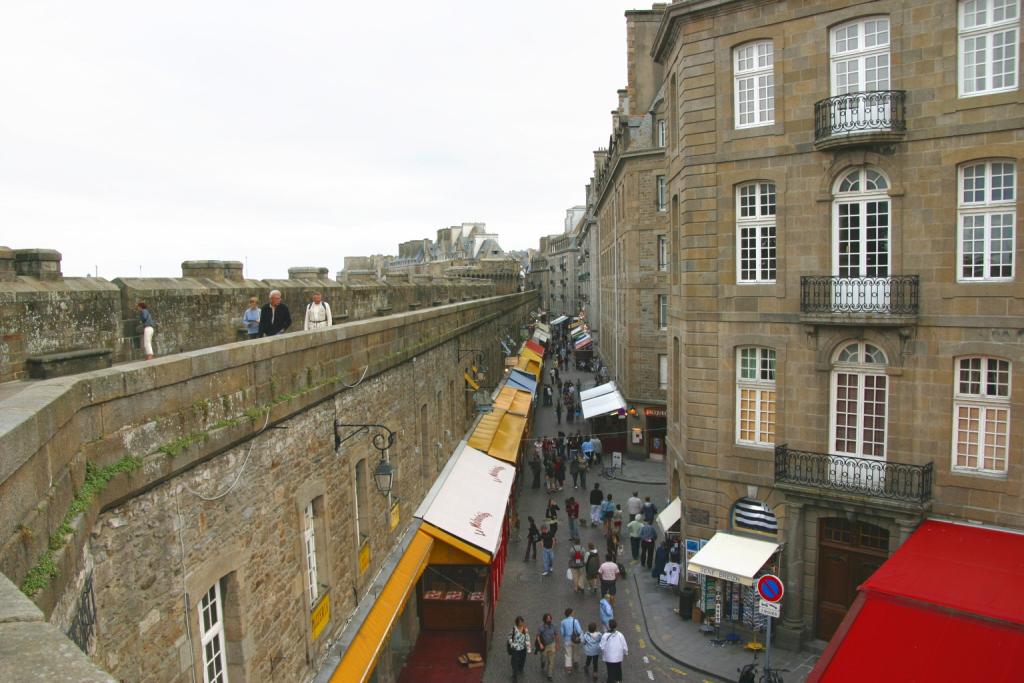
[
  {"left": 831, "top": 341, "right": 888, "bottom": 459},
  {"left": 959, "top": 0, "right": 1019, "bottom": 96},
  {"left": 958, "top": 160, "right": 1016, "bottom": 281},
  {"left": 831, "top": 17, "right": 890, "bottom": 96},
  {"left": 657, "top": 234, "right": 668, "bottom": 271},
  {"left": 736, "top": 347, "right": 776, "bottom": 446},
  {"left": 657, "top": 119, "right": 667, "bottom": 147},
  {"left": 656, "top": 176, "right": 667, "bottom": 211},
  {"left": 953, "top": 356, "right": 1011, "bottom": 473},
  {"left": 737, "top": 182, "right": 777, "bottom": 283},
  {"left": 198, "top": 581, "right": 229, "bottom": 683},
  {"left": 658, "top": 294, "right": 668, "bottom": 330},
  {"left": 734, "top": 41, "right": 775, "bottom": 128},
  {"left": 303, "top": 500, "right": 321, "bottom": 607},
  {"left": 659, "top": 354, "right": 669, "bottom": 390}
]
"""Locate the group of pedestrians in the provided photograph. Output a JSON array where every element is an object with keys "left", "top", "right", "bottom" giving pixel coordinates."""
[
  {"left": 507, "top": 611, "right": 628, "bottom": 683},
  {"left": 528, "top": 432, "right": 603, "bottom": 494},
  {"left": 242, "top": 290, "right": 334, "bottom": 338}
]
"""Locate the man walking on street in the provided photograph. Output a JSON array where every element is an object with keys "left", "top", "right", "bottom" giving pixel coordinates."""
[
  {"left": 589, "top": 483, "right": 603, "bottom": 526},
  {"left": 555, "top": 401, "right": 562, "bottom": 424},
  {"left": 598, "top": 553, "right": 620, "bottom": 597},
  {"left": 640, "top": 518, "right": 658, "bottom": 569},
  {"left": 627, "top": 491, "right": 643, "bottom": 519},
  {"left": 560, "top": 608, "right": 583, "bottom": 675},
  {"left": 568, "top": 538, "right": 586, "bottom": 593},
  {"left": 540, "top": 524, "right": 556, "bottom": 576},
  {"left": 627, "top": 514, "right": 644, "bottom": 562},
  {"left": 537, "top": 613, "right": 558, "bottom": 681},
  {"left": 600, "top": 620, "right": 629, "bottom": 683},
  {"left": 566, "top": 496, "right": 580, "bottom": 540}
]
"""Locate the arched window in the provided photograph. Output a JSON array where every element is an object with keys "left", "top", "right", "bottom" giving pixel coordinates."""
[
  {"left": 832, "top": 168, "right": 892, "bottom": 310},
  {"left": 830, "top": 341, "right": 888, "bottom": 459},
  {"left": 734, "top": 40, "right": 775, "bottom": 128},
  {"left": 958, "top": 160, "right": 1015, "bottom": 281},
  {"left": 953, "top": 356, "right": 1011, "bottom": 473},
  {"left": 736, "top": 182, "right": 777, "bottom": 284}
]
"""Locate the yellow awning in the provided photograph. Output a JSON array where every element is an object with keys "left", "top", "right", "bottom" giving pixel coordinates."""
[
  {"left": 467, "top": 409, "right": 505, "bottom": 452},
  {"left": 520, "top": 347, "right": 543, "bottom": 365},
  {"left": 492, "top": 386, "right": 518, "bottom": 412},
  {"left": 420, "top": 522, "right": 491, "bottom": 564},
  {"left": 489, "top": 413, "right": 527, "bottom": 464},
  {"left": 330, "top": 531, "right": 434, "bottom": 683},
  {"left": 508, "top": 391, "right": 532, "bottom": 416},
  {"left": 523, "top": 359, "right": 541, "bottom": 378}
]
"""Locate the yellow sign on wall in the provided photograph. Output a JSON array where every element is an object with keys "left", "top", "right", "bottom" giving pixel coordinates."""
[
  {"left": 311, "top": 594, "right": 330, "bottom": 641},
  {"left": 359, "top": 541, "right": 371, "bottom": 574},
  {"left": 390, "top": 502, "right": 400, "bottom": 531}
]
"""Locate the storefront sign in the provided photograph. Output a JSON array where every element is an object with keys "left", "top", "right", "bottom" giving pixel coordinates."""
[
  {"left": 697, "top": 566, "right": 748, "bottom": 584},
  {"left": 358, "top": 541, "right": 371, "bottom": 574},
  {"left": 758, "top": 599, "right": 780, "bottom": 618},
  {"left": 311, "top": 594, "right": 330, "bottom": 640},
  {"left": 390, "top": 502, "right": 400, "bottom": 531},
  {"left": 643, "top": 407, "right": 667, "bottom": 418}
]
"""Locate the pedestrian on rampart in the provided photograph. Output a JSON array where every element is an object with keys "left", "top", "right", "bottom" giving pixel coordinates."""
[
  {"left": 258, "top": 290, "right": 291, "bottom": 337},
  {"left": 136, "top": 301, "right": 156, "bottom": 360}
]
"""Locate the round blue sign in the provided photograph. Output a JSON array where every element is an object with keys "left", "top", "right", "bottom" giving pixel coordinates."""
[{"left": 757, "top": 574, "right": 784, "bottom": 603}]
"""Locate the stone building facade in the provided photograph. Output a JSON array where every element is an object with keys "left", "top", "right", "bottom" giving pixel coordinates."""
[
  {"left": 590, "top": 7, "right": 672, "bottom": 459},
  {"left": 649, "top": 0, "right": 1023, "bottom": 646}
]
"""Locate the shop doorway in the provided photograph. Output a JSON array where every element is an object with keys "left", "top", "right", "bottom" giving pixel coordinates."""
[
  {"left": 815, "top": 518, "right": 889, "bottom": 640},
  {"left": 645, "top": 411, "right": 666, "bottom": 459}
]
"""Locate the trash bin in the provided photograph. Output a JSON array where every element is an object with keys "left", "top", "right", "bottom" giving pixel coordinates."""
[{"left": 679, "top": 586, "right": 695, "bottom": 621}]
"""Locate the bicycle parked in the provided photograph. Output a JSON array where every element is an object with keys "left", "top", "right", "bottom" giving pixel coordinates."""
[{"left": 738, "top": 653, "right": 787, "bottom": 683}]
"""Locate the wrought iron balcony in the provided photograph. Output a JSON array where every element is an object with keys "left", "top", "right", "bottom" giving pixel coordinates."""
[
  {"left": 800, "top": 275, "right": 919, "bottom": 322},
  {"left": 775, "top": 444, "right": 932, "bottom": 505},
  {"left": 814, "top": 90, "right": 906, "bottom": 149}
]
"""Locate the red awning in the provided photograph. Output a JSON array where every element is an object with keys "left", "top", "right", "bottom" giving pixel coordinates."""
[
  {"left": 525, "top": 339, "right": 544, "bottom": 355},
  {"left": 809, "top": 521, "right": 1024, "bottom": 682}
]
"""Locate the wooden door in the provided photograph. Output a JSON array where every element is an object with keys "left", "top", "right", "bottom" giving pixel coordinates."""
[{"left": 815, "top": 518, "right": 888, "bottom": 640}]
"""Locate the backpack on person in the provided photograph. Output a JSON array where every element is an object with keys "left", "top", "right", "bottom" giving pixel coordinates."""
[
  {"left": 570, "top": 546, "right": 584, "bottom": 568},
  {"left": 585, "top": 550, "right": 600, "bottom": 576}
]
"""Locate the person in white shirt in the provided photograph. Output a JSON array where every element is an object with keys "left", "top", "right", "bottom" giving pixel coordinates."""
[
  {"left": 304, "top": 292, "right": 333, "bottom": 331},
  {"left": 599, "top": 619, "right": 628, "bottom": 683},
  {"left": 626, "top": 492, "right": 643, "bottom": 518}
]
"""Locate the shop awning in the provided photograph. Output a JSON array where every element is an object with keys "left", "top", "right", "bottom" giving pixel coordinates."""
[
  {"left": 519, "top": 347, "right": 543, "bottom": 365},
  {"left": 581, "top": 381, "right": 627, "bottom": 419},
  {"left": 468, "top": 410, "right": 504, "bottom": 452},
  {"left": 490, "top": 413, "right": 527, "bottom": 463},
  {"left": 657, "top": 497, "right": 682, "bottom": 534},
  {"left": 329, "top": 530, "right": 434, "bottom": 683},
  {"left": 525, "top": 339, "right": 545, "bottom": 356},
  {"left": 808, "top": 520, "right": 1024, "bottom": 682},
  {"left": 535, "top": 322, "right": 550, "bottom": 334},
  {"left": 533, "top": 328, "right": 549, "bottom": 344},
  {"left": 551, "top": 315, "right": 569, "bottom": 325},
  {"left": 506, "top": 369, "right": 537, "bottom": 395},
  {"left": 492, "top": 386, "right": 531, "bottom": 415},
  {"left": 415, "top": 443, "right": 516, "bottom": 559},
  {"left": 516, "top": 356, "right": 541, "bottom": 379},
  {"left": 686, "top": 532, "right": 780, "bottom": 586},
  {"left": 574, "top": 334, "right": 592, "bottom": 350}
]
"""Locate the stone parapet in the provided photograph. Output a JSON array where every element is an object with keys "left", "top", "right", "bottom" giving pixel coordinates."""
[
  {"left": 0, "top": 247, "right": 15, "bottom": 282},
  {"left": 13, "top": 249, "right": 62, "bottom": 281}
]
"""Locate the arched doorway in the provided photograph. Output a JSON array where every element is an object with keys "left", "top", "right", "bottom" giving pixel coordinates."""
[{"left": 816, "top": 517, "right": 889, "bottom": 640}]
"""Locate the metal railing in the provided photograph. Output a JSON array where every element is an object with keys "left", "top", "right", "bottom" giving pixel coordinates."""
[
  {"left": 775, "top": 444, "right": 933, "bottom": 504},
  {"left": 814, "top": 90, "right": 906, "bottom": 141},
  {"left": 800, "top": 275, "right": 919, "bottom": 315}
]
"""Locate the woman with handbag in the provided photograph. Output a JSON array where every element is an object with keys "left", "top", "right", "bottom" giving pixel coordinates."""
[
  {"left": 581, "top": 622, "right": 603, "bottom": 682},
  {"left": 507, "top": 616, "right": 531, "bottom": 682}
]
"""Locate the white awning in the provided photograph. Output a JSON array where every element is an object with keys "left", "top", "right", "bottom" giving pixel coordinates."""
[
  {"left": 533, "top": 328, "right": 549, "bottom": 344},
  {"left": 686, "top": 532, "right": 780, "bottom": 586},
  {"left": 414, "top": 442, "right": 515, "bottom": 558},
  {"left": 535, "top": 322, "right": 551, "bottom": 334},
  {"left": 581, "top": 381, "right": 626, "bottom": 419},
  {"left": 657, "top": 497, "right": 682, "bottom": 534},
  {"left": 550, "top": 315, "right": 569, "bottom": 325}
]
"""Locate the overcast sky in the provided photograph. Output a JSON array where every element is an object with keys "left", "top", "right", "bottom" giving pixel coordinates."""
[{"left": 0, "top": 1, "right": 643, "bottom": 279}]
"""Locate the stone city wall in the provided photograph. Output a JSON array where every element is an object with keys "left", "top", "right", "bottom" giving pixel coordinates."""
[
  {"left": 0, "top": 290, "right": 535, "bottom": 681},
  {"left": 0, "top": 248, "right": 496, "bottom": 382}
]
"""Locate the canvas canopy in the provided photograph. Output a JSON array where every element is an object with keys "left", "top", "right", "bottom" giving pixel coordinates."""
[{"left": 580, "top": 381, "right": 626, "bottom": 419}]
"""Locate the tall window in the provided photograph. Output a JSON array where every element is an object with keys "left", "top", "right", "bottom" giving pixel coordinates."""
[
  {"left": 737, "top": 182, "right": 777, "bottom": 283},
  {"left": 658, "top": 294, "right": 668, "bottom": 330},
  {"left": 958, "top": 160, "right": 1016, "bottom": 281},
  {"left": 831, "top": 17, "right": 890, "bottom": 96},
  {"left": 736, "top": 347, "right": 776, "bottom": 447},
  {"left": 959, "top": 0, "right": 1019, "bottom": 96},
  {"left": 303, "top": 500, "right": 321, "bottom": 607},
  {"left": 657, "top": 234, "right": 668, "bottom": 271},
  {"left": 831, "top": 342, "right": 888, "bottom": 459},
  {"left": 656, "top": 176, "right": 667, "bottom": 211},
  {"left": 199, "top": 581, "right": 228, "bottom": 683},
  {"left": 659, "top": 354, "right": 669, "bottom": 390},
  {"left": 734, "top": 41, "right": 775, "bottom": 128},
  {"left": 953, "top": 357, "right": 1011, "bottom": 473},
  {"left": 657, "top": 119, "right": 667, "bottom": 147}
]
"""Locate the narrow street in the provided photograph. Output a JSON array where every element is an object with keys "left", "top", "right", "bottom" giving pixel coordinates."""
[{"left": 482, "top": 358, "right": 726, "bottom": 683}]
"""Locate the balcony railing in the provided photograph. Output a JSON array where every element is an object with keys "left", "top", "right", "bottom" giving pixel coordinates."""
[
  {"left": 800, "top": 275, "right": 919, "bottom": 315},
  {"left": 775, "top": 444, "right": 933, "bottom": 504},
  {"left": 814, "top": 90, "right": 906, "bottom": 145}
]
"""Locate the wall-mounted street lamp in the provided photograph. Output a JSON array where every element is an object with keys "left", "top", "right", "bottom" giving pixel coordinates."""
[{"left": 335, "top": 422, "right": 397, "bottom": 496}]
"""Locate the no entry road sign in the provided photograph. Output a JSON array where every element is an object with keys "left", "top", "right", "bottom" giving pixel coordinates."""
[{"left": 757, "top": 574, "right": 784, "bottom": 603}]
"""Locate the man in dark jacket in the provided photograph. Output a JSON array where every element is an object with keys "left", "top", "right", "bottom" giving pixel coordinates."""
[{"left": 258, "top": 290, "right": 292, "bottom": 337}]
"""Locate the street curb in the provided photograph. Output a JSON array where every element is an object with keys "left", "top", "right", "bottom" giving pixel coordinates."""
[
  {"left": 604, "top": 476, "right": 666, "bottom": 486},
  {"left": 631, "top": 574, "right": 732, "bottom": 683}
]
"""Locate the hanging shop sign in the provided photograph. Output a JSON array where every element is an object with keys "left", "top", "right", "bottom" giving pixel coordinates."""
[
  {"left": 643, "top": 407, "right": 667, "bottom": 418},
  {"left": 311, "top": 594, "right": 331, "bottom": 640}
]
